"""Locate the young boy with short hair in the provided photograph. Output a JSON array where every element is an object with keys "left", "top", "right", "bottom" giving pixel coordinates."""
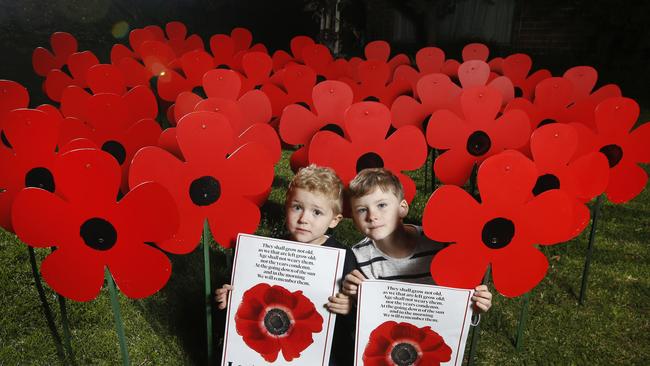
[
  {"left": 215, "top": 164, "right": 356, "bottom": 365},
  {"left": 342, "top": 168, "right": 492, "bottom": 312}
]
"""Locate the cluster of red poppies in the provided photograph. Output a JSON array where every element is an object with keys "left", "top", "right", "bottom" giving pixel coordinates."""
[{"left": 1, "top": 21, "right": 648, "bottom": 302}]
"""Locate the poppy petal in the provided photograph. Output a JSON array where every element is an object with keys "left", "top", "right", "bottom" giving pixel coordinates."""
[
  {"left": 208, "top": 196, "right": 260, "bottom": 249},
  {"left": 118, "top": 182, "right": 178, "bottom": 243},
  {"left": 176, "top": 111, "right": 233, "bottom": 164},
  {"left": 12, "top": 188, "right": 68, "bottom": 246},
  {"left": 55, "top": 149, "right": 121, "bottom": 205},
  {"left": 423, "top": 185, "right": 480, "bottom": 243},
  {"left": 426, "top": 109, "right": 467, "bottom": 150},
  {"left": 530, "top": 123, "right": 578, "bottom": 170},
  {"left": 391, "top": 95, "right": 427, "bottom": 129},
  {"left": 594, "top": 97, "right": 639, "bottom": 137},
  {"left": 478, "top": 150, "right": 537, "bottom": 206},
  {"left": 491, "top": 245, "right": 548, "bottom": 297},
  {"left": 345, "top": 102, "right": 391, "bottom": 143},
  {"left": 458, "top": 60, "right": 490, "bottom": 88},
  {"left": 279, "top": 104, "right": 319, "bottom": 145},
  {"left": 380, "top": 125, "right": 427, "bottom": 171},
  {"left": 41, "top": 248, "right": 105, "bottom": 302},
  {"left": 109, "top": 243, "right": 171, "bottom": 299},
  {"left": 309, "top": 131, "right": 357, "bottom": 183},
  {"left": 430, "top": 243, "right": 489, "bottom": 289},
  {"left": 524, "top": 189, "right": 574, "bottom": 244},
  {"left": 605, "top": 161, "right": 648, "bottom": 204},
  {"left": 629, "top": 122, "right": 650, "bottom": 163},
  {"left": 433, "top": 148, "right": 474, "bottom": 186}
]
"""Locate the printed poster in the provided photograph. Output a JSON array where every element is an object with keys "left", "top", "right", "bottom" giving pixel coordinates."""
[
  {"left": 355, "top": 280, "right": 474, "bottom": 366},
  {"left": 222, "top": 234, "right": 346, "bottom": 365}
]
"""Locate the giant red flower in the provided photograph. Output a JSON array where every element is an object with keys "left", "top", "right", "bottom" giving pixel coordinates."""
[
  {"left": 58, "top": 93, "right": 162, "bottom": 193},
  {"left": 235, "top": 283, "right": 323, "bottom": 362},
  {"left": 309, "top": 101, "right": 427, "bottom": 203},
  {"left": 423, "top": 151, "right": 574, "bottom": 297},
  {"left": 526, "top": 123, "right": 609, "bottom": 239},
  {"left": 505, "top": 77, "right": 574, "bottom": 131},
  {"left": 393, "top": 46, "right": 446, "bottom": 99},
  {"left": 261, "top": 64, "right": 316, "bottom": 117},
  {"left": 128, "top": 111, "right": 275, "bottom": 253},
  {"left": 271, "top": 35, "right": 316, "bottom": 71},
  {"left": 340, "top": 59, "right": 411, "bottom": 107},
  {"left": 571, "top": 97, "right": 650, "bottom": 203},
  {"left": 32, "top": 32, "right": 78, "bottom": 77},
  {"left": 501, "top": 53, "right": 551, "bottom": 100},
  {"left": 426, "top": 86, "right": 530, "bottom": 186},
  {"left": 279, "top": 80, "right": 353, "bottom": 171},
  {"left": 11, "top": 148, "right": 178, "bottom": 301},
  {"left": 43, "top": 51, "right": 100, "bottom": 102},
  {"left": 362, "top": 321, "right": 452, "bottom": 366}
]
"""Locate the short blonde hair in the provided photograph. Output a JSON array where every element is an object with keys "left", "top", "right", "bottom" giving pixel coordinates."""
[
  {"left": 287, "top": 164, "right": 344, "bottom": 214},
  {"left": 348, "top": 168, "right": 404, "bottom": 200}
]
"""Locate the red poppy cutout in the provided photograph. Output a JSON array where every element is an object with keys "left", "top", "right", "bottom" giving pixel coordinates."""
[
  {"left": 161, "top": 21, "right": 205, "bottom": 58},
  {"left": 302, "top": 43, "right": 348, "bottom": 80},
  {"left": 560, "top": 66, "right": 622, "bottom": 130},
  {"left": 32, "top": 32, "right": 78, "bottom": 77},
  {"left": 279, "top": 80, "right": 353, "bottom": 172},
  {"left": 309, "top": 101, "right": 427, "bottom": 203},
  {"left": 234, "top": 283, "right": 323, "bottom": 362},
  {"left": 501, "top": 53, "right": 551, "bottom": 100},
  {"left": 363, "top": 321, "right": 452, "bottom": 366},
  {"left": 239, "top": 52, "right": 274, "bottom": 94},
  {"left": 364, "top": 40, "right": 411, "bottom": 82},
  {"left": 526, "top": 124, "right": 609, "bottom": 239},
  {"left": 210, "top": 27, "right": 267, "bottom": 72},
  {"left": 11, "top": 148, "right": 178, "bottom": 302},
  {"left": 570, "top": 97, "right": 650, "bottom": 203},
  {"left": 426, "top": 86, "right": 531, "bottom": 185},
  {"left": 393, "top": 47, "right": 446, "bottom": 99},
  {"left": 0, "top": 80, "right": 29, "bottom": 150},
  {"left": 0, "top": 109, "right": 61, "bottom": 231},
  {"left": 391, "top": 73, "right": 462, "bottom": 130},
  {"left": 129, "top": 111, "right": 275, "bottom": 253},
  {"left": 341, "top": 59, "right": 411, "bottom": 107},
  {"left": 271, "top": 35, "right": 315, "bottom": 71},
  {"left": 58, "top": 93, "right": 162, "bottom": 193},
  {"left": 457, "top": 60, "right": 514, "bottom": 106},
  {"left": 423, "top": 151, "right": 575, "bottom": 297},
  {"left": 462, "top": 43, "right": 489, "bottom": 62},
  {"left": 156, "top": 49, "right": 216, "bottom": 102},
  {"left": 44, "top": 51, "right": 100, "bottom": 102},
  {"left": 505, "top": 77, "right": 573, "bottom": 131},
  {"left": 261, "top": 64, "right": 316, "bottom": 117}
]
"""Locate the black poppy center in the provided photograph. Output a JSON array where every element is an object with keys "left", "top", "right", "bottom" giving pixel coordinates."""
[
  {"left": 319, "top": 123, "right": 344, "bottom": 137},
  {"left": 466, "top": 130, "right": 491, "bottom": 157},
  {"left": 514, "top": 86, "right": 524, "bottom": 98},
  {"left": 1, "top": 130, "right": 11, "bottom": 148},
  {"left": 189, "top": 176, "right": 221, "bottom": 206},
  {"left": 390, "top": 342, "right": 418, "bottom": 366},
  {"left": 80, "top": 218, "right": 117, "bottom": 251},
  {"left": 25, "top": 167, "right": 56, "bottom": 193},
  {"left": 481, "top": 217, "right": 515, "bottom": 249},
  {"left": 102, "top": 140, "right": 127, "bottom": 165},
  {"left": 537, "top": 118, "right": 557, "bottom": 128},
  {"left": 532, "top": 174, "right": 560, "bottom": 196},
  {"left": 363, "top": 96, "right": 380, "bottom": 102},
  {"left": 599, "top": 144, "right": 623, "bottom": 168},
  {"left": 263, "top": 308, "right": 291, "bottom": 336},
  {"left": 356, "top": 152, "right": 384, "bottom": 173}
]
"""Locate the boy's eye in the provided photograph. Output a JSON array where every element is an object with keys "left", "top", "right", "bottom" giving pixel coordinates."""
[
  {"left": 378, "top": 202, "right": 388, "bottom": 208},
  {"left": 313, "top": 209, "right": 322, "bottom": 216},
  {"left": 292, "top": 204, "right": 302, "bottom": 211},
  {"left": 356, "top": 207, "right": 367, "bottom": 214}
]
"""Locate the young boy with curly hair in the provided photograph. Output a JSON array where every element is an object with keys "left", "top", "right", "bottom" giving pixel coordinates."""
[
  {"left": 342, "top": 168, "right": 492, "bottom": 312},
  {"left": 216, "top": 164, "right": 356, "bottom": 365}
]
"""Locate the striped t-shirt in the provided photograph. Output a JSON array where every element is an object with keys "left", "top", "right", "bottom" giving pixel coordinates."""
[{"left": 352, "top": 225, "right": 447, "bottom": 285}]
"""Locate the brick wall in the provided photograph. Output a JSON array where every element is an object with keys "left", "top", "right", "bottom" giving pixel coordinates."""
[{"left": 511, "top": 2, "right": 584, "bottom": 55}]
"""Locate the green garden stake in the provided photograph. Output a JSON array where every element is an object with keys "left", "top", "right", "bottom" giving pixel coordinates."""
[
  {"left": 579, "top": 195, "right": 603, "bottom": 305},
  {"left": 28, "top": 247, "right": 67, "bottom": 364},
  {"left": 467, "top": 266, "right": 491, "bottom": 366},
  {"left": 431, "top": 149, "right": 437, "bottom": 192},
  {"left": 56, "top": 294, "right": 76, "bottom": 366},
  {"left": 515, "top": 292, "right": 530, "bottom": 352},
  {"left": 424, "top": 147, "right": 430, "bottom": 192},
  {"left": 105, "top": 268, "right": 130, "bottom": 366},
  {"left": 202, "top": 220, "right": 214, "bottom": 365}
]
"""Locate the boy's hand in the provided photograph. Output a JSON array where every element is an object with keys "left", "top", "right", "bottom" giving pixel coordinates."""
[
  {"left": 214, "top": 284, "right": 233, "bottom": 310},
  {"left": 342, "top": 269, "right": 365, "bottom": 297},
  {"left": 326, "top": 292, "right": 351, "bottom": 315},
  {"left": 472, "top": 284, "right": 492, "bottom": 313}
]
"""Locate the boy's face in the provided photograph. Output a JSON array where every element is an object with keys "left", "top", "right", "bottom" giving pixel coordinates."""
[
  {"left": 350, "top": 187, "right": 408, "bottom": 242},
  {"left": 285, "top": 188, "right": 342, "bottom": 245}
]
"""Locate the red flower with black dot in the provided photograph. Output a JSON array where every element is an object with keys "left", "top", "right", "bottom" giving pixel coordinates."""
[
  {"left": 309, "top": 101, "right": 427, "bottom": 203},
  {"left": 363, "top": 321, "right": 452, "bottom": 366},
  {"left": 571, "top": 97, "right": 650, "bottom": 203},
  {"left": 129, "top": 111, "right": 275, "bottom": 253},
  {"left": 210, "top": 27, "right": 267, "bottom": 72},
  {"left": 43, "top": 51, "right": 100, "bottom": 102},
  {"left": 426, "top": 86, "right": 530, "bottom": 186},
  {"left": 32, "top": 32, "right": 78, "bottom": 77},
  {"left": 279, "top": 80, "right": 353, "bottom": 172},
  {"left": 423, "top": 151, "right": 575, "bottom": 297},
  {"left": 11, "top": 148, "right": 179, "bottom": 301},
  {"left": 235, "top": 283, "right": 323, "bottom": 363},
  {"left": 501, "top": 53, "right": 551, "bottom": 100}
]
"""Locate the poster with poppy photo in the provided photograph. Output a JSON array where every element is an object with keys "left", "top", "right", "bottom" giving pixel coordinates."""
[
  {"left": 221, "top": 234, "right": 346, "bottom": 365},
  {"left": 355, "top": 280, "right": 474, "bottom": 366}
]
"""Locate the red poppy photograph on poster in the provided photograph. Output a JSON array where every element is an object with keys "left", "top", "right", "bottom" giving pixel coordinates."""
[
  {"left": 221, "top": 234, "right": 346, "bottom": 365},
  {"left": 355, "top": 280, "right": 474, "bottom": 366}
]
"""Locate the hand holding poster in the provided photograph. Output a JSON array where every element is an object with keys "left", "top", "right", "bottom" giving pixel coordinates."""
[
  {"left": 355, "top": 280, "right": 474, "bottom": 366},
  {"left": 222, "top": 234, "right": 346, "bottom": 365}
]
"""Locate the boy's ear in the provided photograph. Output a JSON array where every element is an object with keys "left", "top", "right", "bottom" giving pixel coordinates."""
[
  {"left": 329, "top": 213, "right": 343, "bottom": 228},
  {"left": 398, "top": 199, "right": 409, "bottom": 219}
]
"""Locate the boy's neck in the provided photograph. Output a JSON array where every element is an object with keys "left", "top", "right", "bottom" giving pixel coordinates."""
[
  {"left": 373, "top": 224, "right": 417, "bottom": 258},
  {"left": 292, "top": 234, "right": 329, "bottom": 245}
]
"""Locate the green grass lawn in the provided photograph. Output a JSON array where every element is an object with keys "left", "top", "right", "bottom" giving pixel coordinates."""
[{"left": 1, "top": 147, "right": 648, "bottom": 365}]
